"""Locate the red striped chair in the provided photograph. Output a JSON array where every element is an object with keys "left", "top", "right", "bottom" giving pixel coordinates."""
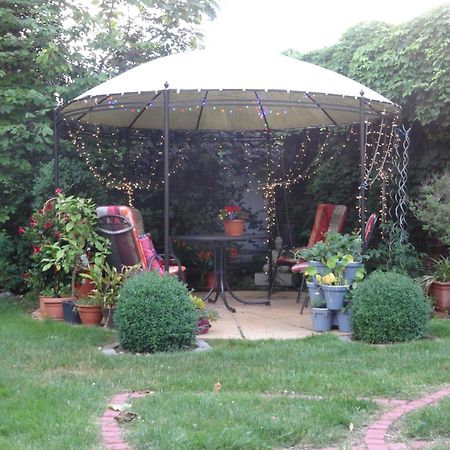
[
  {"left": 293, "top": 212, "right": 378, "bottom": 313},
  {"left": 96, "top": 206, "right": 185, "bottom": 280},
  {"left": 268, "top": 204, "right": 348, "bottom": 298}
]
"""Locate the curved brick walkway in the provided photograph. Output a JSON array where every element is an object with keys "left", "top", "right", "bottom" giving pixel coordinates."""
[
  {"left": 322, "top": 386, "right": 450, "bottom": 450},
  {"left": 100, "top": 391, "right": 149, "bottom": 450},
  {"left": 100, "top": 387, "right": 450, "bottom": 450}
]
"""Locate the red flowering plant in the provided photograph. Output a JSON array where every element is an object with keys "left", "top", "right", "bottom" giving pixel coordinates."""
[
  {"left": 20, "top": 190, "right": 109, "bottom": 297},
  {"left": 218, "top": 205, "right": 249, "bottom": 221},
  {"left": 196, "top": 250, "right": 214, "bottom": 270}
]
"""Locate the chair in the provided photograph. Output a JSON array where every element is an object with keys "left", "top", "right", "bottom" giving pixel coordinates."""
[
  {"left": 268, "top": 204, "right": 348, "bottom": 298},
  {"left": 293, "top": 212, "right": 378, "bottom": 313},
  {"left": 96, "top": 206, "right": 185, "bottom": 280}
]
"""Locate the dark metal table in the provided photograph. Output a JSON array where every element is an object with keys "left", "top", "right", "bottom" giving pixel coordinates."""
[{"left": 174, "top": 234, "right": 270, "bottom": 312}]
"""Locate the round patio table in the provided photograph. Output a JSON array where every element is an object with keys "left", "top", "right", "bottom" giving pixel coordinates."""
[{"left": 174, "top": 234, "right": 271, "bottom": 312}]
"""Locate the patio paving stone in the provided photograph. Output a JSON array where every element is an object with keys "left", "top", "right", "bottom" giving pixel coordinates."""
[{"left": 198, "top": 290, "right": 347, "bottom": 340}]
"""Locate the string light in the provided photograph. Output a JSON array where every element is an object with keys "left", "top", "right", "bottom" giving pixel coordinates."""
[{"left": 65, "top": 111, "right": 399, "bottom": 229}]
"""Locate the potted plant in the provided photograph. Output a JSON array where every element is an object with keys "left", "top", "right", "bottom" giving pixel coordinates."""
[
  {"left": 310, "top": 295, "right": 333, "bottom": 332},
  {"left": 62, "top": 298, "right": 81, "bottom": 325},
  {"left": 190, "top": 293, "right": 217, "bottom": 334},
  {"left": 337, "top": 292, "right": 353, "bottom": 333},
  {"left": 196, "top": 250, "right": 215, "bottom": 289},
  {"left": 218, "top": 205, "right": 249, "bottom": 237},
  {"left": 76, "top": 295, "right": 104, "bottom": 326},
  {"left": 421, "top": 257, "right": 450, "bottom": 312},
  {"left": 303, "top": 265, "right": 324, "bottom": 303},
  {"left": 315, "top": 254, "right": 355, "bottom": 311},
  {"left": 80, "top": 262, "right": 140, "bottom": 327},
  {"left": 19, "top": 190, "right": 109, "bottom": 320},
  {"left": 298, "top": 232, "right": 366, "bottom": 283}
]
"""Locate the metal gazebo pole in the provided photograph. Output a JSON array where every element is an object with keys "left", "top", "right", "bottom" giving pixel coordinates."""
[
  {"left": 163, "top": 82, "right": 170, "bottom": 271},
  {"left": 53, "top": 108, "right": 60, "bottom": 189},
  {"left": 359, "top": 90, "right": 366, "bottom": 248}
]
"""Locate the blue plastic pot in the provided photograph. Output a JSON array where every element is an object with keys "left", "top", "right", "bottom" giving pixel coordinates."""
[
  {"left": 306, "top": 281, "right": 324, "bottom": 303},
  {"left": 343, "top": 261, "right": 363, "bottom": 286},
  {"left": 322, "top": 285, "right": 348, "bottom": 310},
  {"left": 337, "top": 309, "right": 352, "bottom": 332},
  {"left": 311, "top": 308, "right": 333, "bottom": 332}
]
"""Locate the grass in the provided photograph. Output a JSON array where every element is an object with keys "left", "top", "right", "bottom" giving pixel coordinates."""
[
  {"left": 0, "top": 299, "right": 450, "bottom": 449},
  {"left": 397, "top": 397, "right": 450, "bottom": 445}
]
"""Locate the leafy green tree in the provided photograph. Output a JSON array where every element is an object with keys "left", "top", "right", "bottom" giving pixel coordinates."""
[
  {"left": 285, "top": 4, "right": 450, "bottom": 251},
  {"left": 289, "top": 5, "right": 450, "bottom": 129},
  {"left": 0, "top": 0, "right": 86, "bottom": 226},
  {"left": 0, "top": 0, "right": 218, "bottom": 232}
]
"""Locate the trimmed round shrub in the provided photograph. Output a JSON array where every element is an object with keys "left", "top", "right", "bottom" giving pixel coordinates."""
[
  {"left": 115, "top": 271, "right": 197, "bottom": 353},
  {"left": 351, "top": 271, "right": 431, "bottom": 344}
]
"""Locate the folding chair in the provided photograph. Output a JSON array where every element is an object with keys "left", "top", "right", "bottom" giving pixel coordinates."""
[
  {"left": 96, "top": 206, "right": 185, "bottom": 280},
  {"left": 294, "top": 212, "right": 378, "bottom": 313},
  {"left": 268, "top": 204, "right": 348, "bottom": 298}
]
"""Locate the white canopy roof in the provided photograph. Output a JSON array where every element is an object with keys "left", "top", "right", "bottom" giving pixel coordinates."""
[{"left": 60, "top": 50, "right": 400, "bottom": 130}]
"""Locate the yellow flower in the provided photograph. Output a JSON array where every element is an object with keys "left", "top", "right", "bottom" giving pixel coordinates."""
[{"left": 322, "top": 273, "right": 336, "bottom": 284}]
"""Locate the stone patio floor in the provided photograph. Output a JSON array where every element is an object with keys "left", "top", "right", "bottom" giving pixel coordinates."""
[{"left": 197, "top": 289, "right": 346, "bottom": 340}]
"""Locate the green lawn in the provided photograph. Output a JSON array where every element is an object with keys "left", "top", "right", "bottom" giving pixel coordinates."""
[
  {"left": 1, "top": 300, "right": 449, "bottom": 449},
  {"left": 397, "top": 397, "right": 450, "bottom": 445}
]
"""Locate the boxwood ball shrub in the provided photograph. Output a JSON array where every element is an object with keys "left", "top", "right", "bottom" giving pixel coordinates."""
[
  {"left": 115, "top": 271, "right": 197, "bottom": 353},
  {"left": 351, "top": 271, "right": 431, "bottom": 344}
]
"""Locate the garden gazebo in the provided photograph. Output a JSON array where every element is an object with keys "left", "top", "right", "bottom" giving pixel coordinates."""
[{"left": 57, "top": 50, "right": 401, "bottom": 261}]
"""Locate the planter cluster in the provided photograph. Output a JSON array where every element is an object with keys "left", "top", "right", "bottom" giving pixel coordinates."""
[
  {"left": 307, "top": 261, "right": 361, "bottom": 333},
  {"left": 297, "top": 232, "right": 367, "bottom": 333}
]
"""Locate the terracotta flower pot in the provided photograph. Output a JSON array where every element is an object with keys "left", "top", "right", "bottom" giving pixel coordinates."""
[
  {"left": 224, "top": 219, "right": 245, "bottom": 236},
  {"left": 42, "top": 297, "right": 71, "bottom": 321},
  {"left": 77, "top": 304, "right": 103, "bottom": 326},
  {"left": 39, "top": 295, "right": 52, "bottom": 319},
  {"left": 430, "top": 281, "right": 450, "bottom": 311},
  {"left": 204, "top": 271, "right": 216, "bottom": 289}
]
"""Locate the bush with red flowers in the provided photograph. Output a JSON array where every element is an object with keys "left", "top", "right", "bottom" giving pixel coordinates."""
[
  {"left": 20, "top": 191, "right": 108, "bottom": 296},
  {"left": 218, "top": 205, "right": 249, "bottom": 221}
]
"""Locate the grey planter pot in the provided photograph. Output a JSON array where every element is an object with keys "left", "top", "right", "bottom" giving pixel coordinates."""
[
  {"left": 308, "top": 261, "right": 327, "bottom": 280},
  {"left": 322, "top": 285, "right": 348, "bottom": 310},
  {"left": 62, "top": 300, "right": 81, "bottom": 325},
  {"left": 343, "top": 261, "right": 364, "bottom": 286},
  {"left": 311, "top": 307, "right": 333, "bottom": 332},
  {"left": 337, "top": 309, "right": 352, "bottom": 332},
  {"left": 306, "top": 281, "right": 324, "bottom": 302}
]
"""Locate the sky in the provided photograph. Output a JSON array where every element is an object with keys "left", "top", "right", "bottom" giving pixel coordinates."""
[{"left": 202, "top": 0, "right": 449, "bottom": 54}]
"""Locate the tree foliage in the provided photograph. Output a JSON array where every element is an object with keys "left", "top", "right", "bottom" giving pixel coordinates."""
[
  {"left": 1, "top": 3, "right": 449, "bottom": 292},
  {"left": 287, "top": 5, "right": 450, "bottom": 129},
  {"left": 0, "top": 0, "right": 217, "bottom": 231}
]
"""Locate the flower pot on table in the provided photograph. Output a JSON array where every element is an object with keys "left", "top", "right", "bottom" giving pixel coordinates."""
[{"left": 224, "top": 219, "right": 245, "bottom": 237}]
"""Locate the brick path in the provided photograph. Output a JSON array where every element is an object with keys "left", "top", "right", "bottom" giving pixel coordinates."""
[
  {"left": 100, "top": 387, "right": 450, "bottom": 449},
  {"left": 100, "top": 391, "right": 148, "bottom": 450}
]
